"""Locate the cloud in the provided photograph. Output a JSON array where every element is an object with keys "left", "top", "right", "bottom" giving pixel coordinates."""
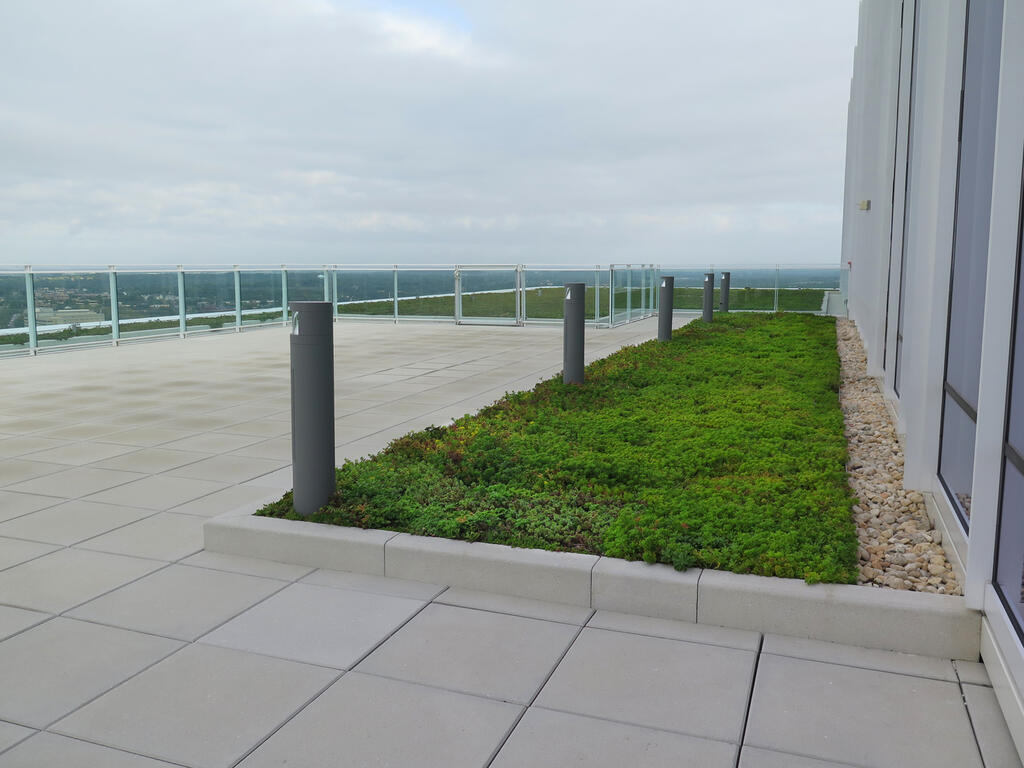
[{"left": 0, "top": 0, "right": 859, "bottom": 266}]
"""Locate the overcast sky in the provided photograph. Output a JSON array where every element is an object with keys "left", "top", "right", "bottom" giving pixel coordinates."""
[{"left": 0, "top": 0, "right": 859, "bottom": 268}]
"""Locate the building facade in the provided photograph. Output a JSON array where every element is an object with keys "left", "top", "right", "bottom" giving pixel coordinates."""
[{"left": 843, "top": 0, "right": 1024, "bottom": 753}]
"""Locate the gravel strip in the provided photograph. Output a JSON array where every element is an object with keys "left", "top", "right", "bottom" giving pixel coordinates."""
[{"left": 837, "top": 318, "right": 961, "bottom": 594}]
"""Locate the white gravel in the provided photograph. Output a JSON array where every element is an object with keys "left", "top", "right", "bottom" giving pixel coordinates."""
[{"left": 837, "top": 319, "right": 961, "bottom": 595}]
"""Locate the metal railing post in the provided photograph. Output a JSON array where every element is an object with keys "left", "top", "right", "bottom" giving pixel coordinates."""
[
  {"left": 703, "top": 272, "right": 714, "bottom": 323},
  {"left": 332, "top": 268, "right": 339, "bottom": 319},
  {"left": 281, "top": 267, "right": 289, "bottom": 324},
  {"left": 609, "top": 266, "right": 616, "bottom": 326},
  {"left": 393, "top": 266, "right": 399, "bottom": 323},
  {"left": 454, "top": 267, "right": 462, "bottom": 324},
  {"left": 515, "top": 265, "right": 524, "bottom": 326},
  {"left": 24, "top": 267, "right": 37, "bottom": 355},
  {"left": 563, "top": 283, "right": 585, "bottom": 384},
  {"left": 594, "top": 265, "right": 601, "bottom": 324},
  {"left": 177, "top": 266, "right": 186, "bottom": 337},
  {"left": 658, "top": 275, "right": 675, "bottom": 341},
  {"left": 650, "top": 266, "right": 657, "bottom": 314},
  {"left": 626, "top": 265, "right": 632, "bottom": 320},
  {"left": 234, "top": 266, "right": 242, "bottom": 331},
  {"left": 774, "top": 265, "right": 780, "bottom": 312},
  {"left": 108, "top": 266, "right": 120, "bottom": 345},
  {"left": 289, "top": 301, "right": 335, "bottom": 516}
]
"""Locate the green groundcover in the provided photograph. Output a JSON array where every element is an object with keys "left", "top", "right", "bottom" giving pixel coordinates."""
[{"left": 260, "top": 313, "right": 857, "bottom": 583}]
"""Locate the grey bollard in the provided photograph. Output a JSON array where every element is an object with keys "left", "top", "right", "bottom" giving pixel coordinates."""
[
  {"left": 658, "top": 275, "right": 675, "bottom": 341},
  {"left": 702, "top": 272, "right": 714, "bottom": 323},
  {"left": 563, "top": 283, "right": 585, "bottom": 384},
  {"left": 720, "top": 271, "right": 731, "bottom": 313},
  {"left": 289, "top": 301, "right": 336, "bottom": 516}
]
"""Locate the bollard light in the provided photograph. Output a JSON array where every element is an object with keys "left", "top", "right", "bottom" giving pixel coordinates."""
[
  {"left": 563, "top": 283, "right": 585, "bottom": 384},
  {"left": 289, "top": 301, "right": 335, "bottom": 516},
  {"left": 720, "top": 271, "right": 731, "bottom": 313},
  {"left": 658, "top": 275, "right": 675, "bottom": 341},
  {"left": 702, "top": 272, "right": 714, "bottom": 323}
]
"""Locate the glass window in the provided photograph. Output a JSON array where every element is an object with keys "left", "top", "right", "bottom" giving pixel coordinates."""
[
  {"left": 997, "top": 459, "right": 1024, "bottom": 631},
  {"left": 938, "top": 394, "right": 977, "bottom": 517},
  {"left": 938, "top": 0, "right": 1004, "bottom": 527},
  {"left": 893, "top": 2, "right": 922, "bottom": 393}
]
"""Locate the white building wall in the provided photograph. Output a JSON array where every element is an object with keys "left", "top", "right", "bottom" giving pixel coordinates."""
[
  {"left": 843, "top": 0, "right": 904, "bottom": 378},
  {"left": 843, "top": 0, "right": 1024, "bottom": 757},
  {"left": 897, "top": 3, "right": 964, "bottom": 491}
]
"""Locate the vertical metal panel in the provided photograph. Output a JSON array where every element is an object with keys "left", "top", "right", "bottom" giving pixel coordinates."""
[
  {"left": 108, "top": 268, "right": 120, "bottom": 343},
  {"left": 24, "top": 268, "right": 37, "bottom": 354}
]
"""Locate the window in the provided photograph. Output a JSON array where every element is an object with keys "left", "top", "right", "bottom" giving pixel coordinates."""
[
  {"left": 995, "top": 159, "right": 1024, "bottom": 636},
  {"left": 892, "top": 1, "right": 921, "bottom": 393},
  {"left": 937, "top": 0, "right": 1004, "bottom": 529}
]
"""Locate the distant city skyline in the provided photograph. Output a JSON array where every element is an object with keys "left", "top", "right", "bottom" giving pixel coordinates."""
[{"left": 0, "top": 1, "right": 858, "bottom": 267}]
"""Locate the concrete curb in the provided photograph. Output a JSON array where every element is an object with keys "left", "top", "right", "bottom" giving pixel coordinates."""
[{"left": 203, "top": 514, "right": 981, "bottom": 660}]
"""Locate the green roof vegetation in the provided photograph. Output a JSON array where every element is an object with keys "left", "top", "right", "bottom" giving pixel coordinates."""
[{"left": 259, "top": 312, "right": 857, "bottom": 583}]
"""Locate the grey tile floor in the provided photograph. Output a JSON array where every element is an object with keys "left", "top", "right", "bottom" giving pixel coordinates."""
[{"left": 0, "top": 318, "right": 1018, "bottom": 767}]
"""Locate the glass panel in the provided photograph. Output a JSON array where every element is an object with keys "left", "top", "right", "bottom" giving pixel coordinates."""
[
  {"left": 286, "top": 270, "right": 324, "bottom": 305},
  {"left": 397, "top": 270, "right": 455, "bottom": 319},
  {"left": 938, "top": 393, "right": 977, "bottom": 521},
  {"left": 894, "top": 1, "right": 922, "bottom": 395},
  {"left": 0, "top": 274, "right": 29, "bottom": 353},
  {"left": 522, "top": 270, "right": 599, "bottom": 320},
  {"left": 609, "top": 268, "right": 625, "bottom": 325},
  {"left": 239, "top": 270, "right": 284, "bottom": 326},
  {"left": 663, "top": 270, "right": 704, "bottom": 311},
  {"left": 946, "top": 0, "right": 1003, "bottom": 412},
  {"left": 336, "top": 270, "right": 394, "bottom": 317},
  {"left": 630, "top": 268, "right": 643, "bottom": 319},
  {"left": 777, "top": 268, "right": 834, "bottom": 311},
  {"left": 117, "top": 272, "right": 180, "bottom": 339},
  {"left": 997, "top": 460, "right": 1024, "bottom": 629},
  {"left": 33, "top": 272, "right": 113, "bottom": 348},
  {"left": 183, "top": 271, "right": 235, "bottom": 332},
  {"left": 1009, "top": 256, "right": 1024, "bottom": 453},
  {"left": 460, "top": 269, "right": 516, "bottom": 322}
]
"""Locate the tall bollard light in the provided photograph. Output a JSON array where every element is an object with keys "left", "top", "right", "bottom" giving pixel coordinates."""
[
  {"left": 658, "top": 275, "right": 675, "bottom": 341},
  {"left": 702, "top": 272, "right": 714, "bottom": 323},
  {"left": 563, "top": 283, "right": 585, "bottom": 384},
  {"left": 720, "top": 271, "right": 731, "bottom": 313},
  {"left": 290, "top": 301, "right": 335, "bottom": 517}
]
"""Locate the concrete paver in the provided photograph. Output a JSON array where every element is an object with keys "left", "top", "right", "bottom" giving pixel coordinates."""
[
  {"left": 237, "top": 672, "right": 521, "bottom": 768},
  {"left": 0, "top": 732, "right": 177, "bottom": 767},
  {"left": 67, "top": 563, "right": 284, "bottom": 641},
  {"left": 0, "top": 617, "right": 181, "bottom": 728},
  {"left": 491, "top": 707, "right": 737, "bottom": 768},
  {"left": 356, "top": 603, "right": 579, "bottom": 703},
  {"left": 0, "top": 491, "right": 56, "bottom": 522},
  {"left": 200, "top": 582, "right": 425, "bottom": 669},
  {"left": 76, "top": 511, "right": 205, "bottom": 561},
  {"left": 0, "top": 318, "right": 1012, "bottom": 767},
  {"left": 0, "top": 548, "right": 162, "bottom": 613},
  {"left": 0, "top": 500, "right": 153, "bottom": 546},
  {"left": 964, "top": 683, "right": 1024, "bottom": 768},
  {"left": 0, "top": 605, "right": 48, "bottom": 641},
  {"left": 536, "top": 626, "right": 756, "bottom": 742},
  {"left": 745, "top": 654, "right": 983, "bottom": 768},
  {"left": 0, "top": 722, "right": 34, "bottom": 754},
  {"left": 53, "top": 643, "right": 337, "bottom": 768}
]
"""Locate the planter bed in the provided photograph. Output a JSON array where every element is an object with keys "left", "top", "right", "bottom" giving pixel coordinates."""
[{"left": 258, "top": 313, "right": 858, "bottom": 584}]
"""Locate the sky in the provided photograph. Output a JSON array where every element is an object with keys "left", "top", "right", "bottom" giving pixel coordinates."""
[{"left": 0, "top": 0, "right": 860, "bottom": 269}]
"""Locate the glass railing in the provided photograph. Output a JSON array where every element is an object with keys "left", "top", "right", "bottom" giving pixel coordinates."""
[
  {"left": 0, "top": 263, "right": 839, "bottom": 357},
  {"left": 659, "top": 265, "right": 842, "bottom": 315}
]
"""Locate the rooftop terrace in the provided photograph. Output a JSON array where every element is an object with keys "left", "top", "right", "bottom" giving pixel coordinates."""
[{"left": 0, "top": 318, "right": 1016, "bottom": 767}]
